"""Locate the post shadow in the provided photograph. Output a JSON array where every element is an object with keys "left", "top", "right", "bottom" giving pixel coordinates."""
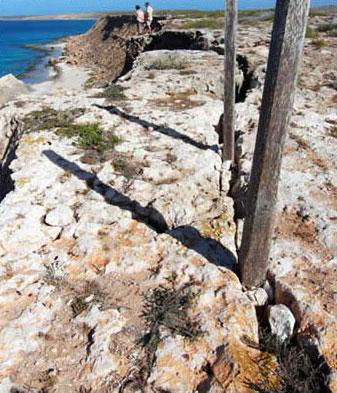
[
  {"left": 43, "top": 149, "right": 236, "bottom": 270},
  {"left": 94, "top": 104, "right": 219, "bottom": 153}
]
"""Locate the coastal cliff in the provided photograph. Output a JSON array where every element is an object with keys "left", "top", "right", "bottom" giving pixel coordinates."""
[{"left": 0, "top": 10, "right": 337, "bottom": 393}]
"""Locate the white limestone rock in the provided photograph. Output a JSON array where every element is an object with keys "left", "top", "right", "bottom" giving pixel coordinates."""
[
  {"left": 0, "top": 74, "right": 30, "bottom": 106},
  {"left": 268, "top": 304, "right": 296, "bottom": 342},
  {"left": 45, "top": 206, "right": 74, "bottom": 227}
]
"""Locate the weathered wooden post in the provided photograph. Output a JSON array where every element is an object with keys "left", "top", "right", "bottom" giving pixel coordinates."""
[
  {"left": 222, "top": 0, "right": 237, "bottom": 162},
  {"left": 239, "top": 0, "right": 310, "bottom": 288}
]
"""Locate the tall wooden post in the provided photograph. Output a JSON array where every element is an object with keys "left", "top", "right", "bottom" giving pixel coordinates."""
[
  {"left": 239, "top": 0, "right": 310, "bottom": 288},
  {"left": 222, "top": 0, "right": 237, "bottom": 162}
]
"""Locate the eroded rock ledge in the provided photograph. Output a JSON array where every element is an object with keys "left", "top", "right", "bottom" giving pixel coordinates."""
[
  {"left": 65, "top": 15, "right": 226, "bottom": 86},
  {"left": 0, "top": 11, "right": 337, "bottom": 393},
  {"left": 0, "top": 46, "right": 272, "bottom": 392}
]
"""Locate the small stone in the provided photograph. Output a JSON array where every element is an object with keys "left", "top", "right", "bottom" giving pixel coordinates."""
[
  {"left": 255, "top": 288, "right": 269, "bottom": 306},
  {"left": 45, "top": 206, "right": 74, "bottom": 227},
  {"left": 268, "top": 304, "right": 296, "bottom": 342},
  {"left": 247, "top": 287, "right": 269, "bottom": 306},
  {"left": 263, "top": 280, "right": 274, "bottom": 303}
]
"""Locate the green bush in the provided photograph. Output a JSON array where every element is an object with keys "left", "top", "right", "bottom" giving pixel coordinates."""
[
  {"left": 94, "top": 84, "right": 127, "bottom": 101},
  {"left": 312, "top": 38, "right": 326, "bottom": 49},
  {"left": 317, "top": 22, "right": 337, "bottom": 33},
  {"left": 144, "top": 53, "right": 187, "bottom": 70},
  {"left": 306, "top": 26, "right": 318, "bottom": 39},
  {"left": 57, "top": 123, "right": 123, "bottom": 151}
]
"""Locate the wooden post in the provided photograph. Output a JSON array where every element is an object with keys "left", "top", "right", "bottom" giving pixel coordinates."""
[
  {"left": 239, "top": 0, "right": 310, "bottom": 288},
  {"left": 222, "top": 0, "right": 237, "bottom": 162}
]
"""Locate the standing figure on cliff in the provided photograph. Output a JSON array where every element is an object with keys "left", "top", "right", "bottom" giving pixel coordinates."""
[
  {"left": 135, "top": 5, "right": 145, "bottom": 34},
  {"left": 145, "top": 2, "right": 154, "bottom": 33}
]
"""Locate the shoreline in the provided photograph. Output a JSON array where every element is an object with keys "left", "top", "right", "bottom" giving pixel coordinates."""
[
  {"left": 0, "top": 4, "right": 335, "bottom": 20},
  {"left": 18, "top": 42, "right": 64, "bottom": 84},
  {"left": 0, "top": 19, "right": 95, "bottom": 86}
]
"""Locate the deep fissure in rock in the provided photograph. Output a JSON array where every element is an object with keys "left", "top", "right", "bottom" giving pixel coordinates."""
[{"left": 0, "top": 118, "right": 23, "bottom": 202}]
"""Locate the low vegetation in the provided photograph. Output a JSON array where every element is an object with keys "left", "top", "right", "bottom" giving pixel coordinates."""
[
  {"left": 312, "top": 38, "right": 326, "bottom": 49},
  {"left": 246, "top": 328, "right": 330, "bottom": 393},
  {"left": 23, "top": 107, "right": 122, "bottom": 151},
  {"left": 180, "top": 18, "right": 223, "bottom": 30},
  {"left": 57, "top": 123, "right": 123, "bottom": 151},
  {"left": 142, "top": 274, "right": 201, "bottom": 340},
  {"left": 111, "top": 154, "right": 145, "bottom": 181},
  {"left": 309, "top": 9, "right": 328, "bottom": 17},
  {"left": 139, "top": 274, "right": 201, "bottom": 383},
  {"left": 330, "top": 126, "right": 337, "bottom": 138},
  {"left": 23, "top": 107, "right": 85, "bottom": 132},
  {"left": 306, "top": 26, "right": 318, "bottom": 39},
  {"left": 317, "top": 22, "right": 337, "bottom": 36},
  {"left": 94, "top": 84, "right": 127, "bottom": 101},
  {"left": 144, "top": 53, "right": 187, "bottom": 70},
  {"left": 156, "top": 9, "right": 224, "bottom": 18}
]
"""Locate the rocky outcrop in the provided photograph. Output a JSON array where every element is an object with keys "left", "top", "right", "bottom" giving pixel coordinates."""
[
  {"left": 65, "top": 15, "right": 161, "bottom": 85},
  {"left": 0, "top": 74, "right": 30, "bottom": 106},
  {"left": 0, "top": 48, "right": 277, "bottom": 393},
  {"left": 1, "top": 11, "right": 337, "bottom": 393},
  {"left": 65, "top": 15, "right": 226, "bottom": 86}
]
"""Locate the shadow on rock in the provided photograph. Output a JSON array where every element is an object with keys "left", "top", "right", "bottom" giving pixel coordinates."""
[
  {"left": 94, "top": 104, "right": 219, "bottom": 153},
  {"left": 43, "top": 149, "right": 236, "bottom": 270}
]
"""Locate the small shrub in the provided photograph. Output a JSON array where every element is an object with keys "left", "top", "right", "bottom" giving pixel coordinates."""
[
  {"left": 246, "top": 328, "right": 330, "bottom": 393},
  {"left": 330, "top": 126, "right": 337, "bottom": 138},
  {"left": 260, "top": 13, "right": 275, "bottom": 22},
  {"left": 23, "top": 107, "right": 85, "bottom": 132},
  {"left": 141, "top": 274, "right": 201, "bottom": 340},
  {"left": 147, "top": 71, "right": 156, "bottom": 79},
  {"left": 121, "top": 275, "right": 201, "bottom": 391},
  {"left": 94, "top": 84, "right": 127, "bottom": 101},
  {"left": 317, "top": 22, "right": 337, "bottom": 33},
  {"left": 306, "top": 26, "right": 317, "bottom": 39},
  {"left": 144, "top": 53, "right": 187, "bottom": 70},
  {"left": 111, "top": 154, "right": 144, "bottom": 180},
  {"left": 57, "top": 122, "right": 123, "bottom": 151},
  {"left": 312, "top": 38, "right": 326, "bottom": 49}
]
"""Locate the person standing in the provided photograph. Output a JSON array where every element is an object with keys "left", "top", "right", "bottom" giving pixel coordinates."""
[
  {"left": 145, "top": 2, "right": 154, "bottom": 33},
  {"left": 135, "top": 5, "right": 145, "bottom": 34}
]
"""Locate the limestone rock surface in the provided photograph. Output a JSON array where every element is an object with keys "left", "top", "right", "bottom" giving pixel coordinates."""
[{"left": 0, "top": 74, "right": 30, "bottom": 106}]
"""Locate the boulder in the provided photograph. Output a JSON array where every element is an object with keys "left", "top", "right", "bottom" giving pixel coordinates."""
[
  {"left": 0, "top": 74, "right": 30, "bottom": 106},
  {"left": 268, "top": 304, "right": 296, "bottom": 342}
]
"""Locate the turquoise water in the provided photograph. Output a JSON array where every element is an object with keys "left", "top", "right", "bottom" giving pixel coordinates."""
[{"left": 0, "top": 20, "right": 95, "bottom": 82}]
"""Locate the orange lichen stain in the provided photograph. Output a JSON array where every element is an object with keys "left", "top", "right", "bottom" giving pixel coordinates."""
[
  {"left": 79, "top": 362, "right": 93, "bottom": 379},
  {"left": 213, "top": 340, "right": 279, "bottom": 393},
  {"left": 128, "top": 220, "right": 139, "bottom": 232},
  {"left": 87, "top": 253, "right": 110, "bottom": 273},
  {"left": 22, "top": 135, "right": 48, "bottom": 145},
  {"left": 190, "top": 256, "right": 205, "bottom": 268},
  {"left": 200, "top": 212, "right": 236, "bottom": 240}
]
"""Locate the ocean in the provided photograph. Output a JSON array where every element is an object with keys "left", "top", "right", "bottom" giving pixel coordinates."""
[
  {"left": 0, "top": 19, "right": 95, "bottom": 83},
  {"left": 0, "top": 0, "right": 334, "bottom": 83}
]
